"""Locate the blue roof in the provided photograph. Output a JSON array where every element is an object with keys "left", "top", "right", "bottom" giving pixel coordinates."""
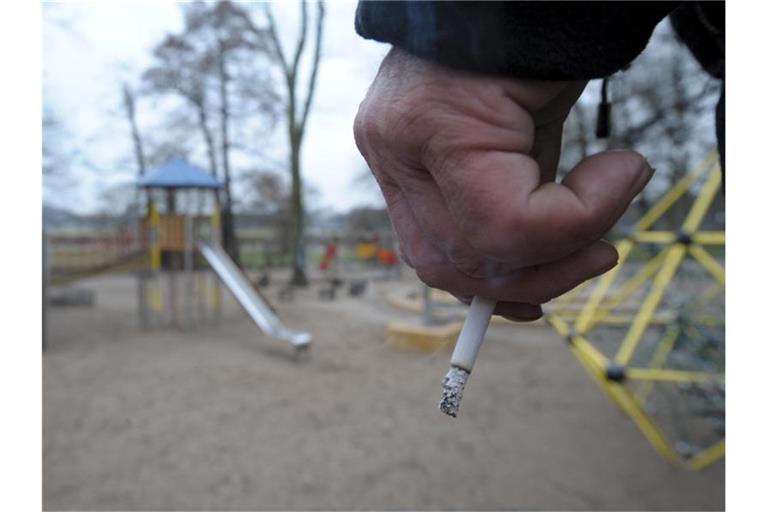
[{"left": 137, "top": 159, "right": 223, "bottom": 189}]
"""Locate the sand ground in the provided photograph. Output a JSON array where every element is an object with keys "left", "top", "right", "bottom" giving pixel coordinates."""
[{"left": 43, "top": 271, "right": 724, "bottom": 510}]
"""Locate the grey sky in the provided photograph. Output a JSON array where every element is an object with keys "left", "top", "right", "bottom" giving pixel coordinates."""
[
  {"left": 43, "top": 2, "right": 718, "bottom": 216},
  {"left": 43, "top": 1, "right": 389, "bottom": 214}
]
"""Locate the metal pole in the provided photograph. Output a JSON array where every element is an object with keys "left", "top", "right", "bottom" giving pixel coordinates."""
[
  {"left": 42, "top": 230, "right": 49, "bottom": 351},
  {"left": 212, "top": 203, "right": 222, "bottom": 323},
  {"left": 148, "top": 197, "right": 163, "bottom": 326},
  {"left": 422, "top": 284, "right": 435, "bottom": 326},
  {"left": 137, "top": 188, "right": 149, "bottom": 330},
  {"left": 184, "top": 190, "right": 195, "bottom": 329},
  {"left": 196, "top": 189, "right": 206, "bottom": 324},
  {"left": 167, "top": 188, "right": 178, "bottom": 329}
]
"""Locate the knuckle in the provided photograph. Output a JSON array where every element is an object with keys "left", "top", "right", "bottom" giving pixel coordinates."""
[
  {"left": 356, "top": 92, "right": 438, "bottom": 165},
  {"left": 445, "top": 243, "right": 485, "bottom": 278},
  {"left": 462, "top": 204, "right": 530, "bottom": 258},
  {"left": 421, "top": 125, "right": 466, "bottom": 173},
  {"left": 415, "top": 266, "right": 446, "bottom": 289},
  {"left": 395, "top": 245, "right": 412, "bottom": 268},
  {"left": 450, "top": 253, "right": 514, "bottom": 280},
  {"left": 353, "top": 103, "right": 380, "bottom": 153},
  {"left": 409, "top": 241, "right": 449, "bottom": 289},
  {"left": 452, "top": 258, "right": 485, "bottom": 279}
]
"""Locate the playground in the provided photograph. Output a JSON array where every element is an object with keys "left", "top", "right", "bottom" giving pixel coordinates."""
[
  {"left": 41, "top": 154, "right": 725, "bottom": 510},
  {"left": 36, "top": 3, "right": 735, "bottom": 507},
  {"left": 39, "top": 148, "right": 726, "bottom": 512},
  {"left": 44, "top": 268, "right": 723, "bottom": 511}
]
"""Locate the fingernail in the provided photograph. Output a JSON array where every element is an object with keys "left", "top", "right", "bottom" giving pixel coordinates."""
[
  {"left": 506, "top": 310, "right": 543, "bottom": 322},
  {"left": 498, "top": 304, "right": 543, "bottom": 321},
  {"left": 632, "top": 162, "right": 655, "bottom": 196},
  {"left": 519, "top": 309, "right": 544, "bottom": 321},
  {"left": 594, "top": 240, "right": 619, "bottom": 270}
]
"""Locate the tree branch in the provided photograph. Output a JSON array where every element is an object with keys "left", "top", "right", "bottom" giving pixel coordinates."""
[
  {"left": 264, "top": 3, "right": 290, "bottom": 79},
  {"left": 122, "top": 83, "right": 147, "bottom": 176},
  {"left": 290, "top": 0, "right": 308, "bottom": 79},
  {"left": 298, "top": 0, "right": 325, "bottom": 135}
]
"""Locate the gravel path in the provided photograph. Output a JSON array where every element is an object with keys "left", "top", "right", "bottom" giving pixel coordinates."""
[{"left": 43, "top": 273, "right": 724, "bottom": 510}]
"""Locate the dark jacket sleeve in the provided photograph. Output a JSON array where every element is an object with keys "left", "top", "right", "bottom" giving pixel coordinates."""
[
  {"left": 669, "top": 2, "right": 725, "bottom": 171},
  {"left": 355, "top": 1, "right": 678, "bottom": 80},
  {"left": 670, "top": 2, "right": 724, "bottom": 79}
]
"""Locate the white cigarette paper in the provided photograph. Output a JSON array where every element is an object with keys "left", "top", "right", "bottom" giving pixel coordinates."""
[
  {"left": 450, "top": 296, "right": 496, "bottom": 370},
  {"left": 439, "top": 296, "right": 496, "bottom": 417}
]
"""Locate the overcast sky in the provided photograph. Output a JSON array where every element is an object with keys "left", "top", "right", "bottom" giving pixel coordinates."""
[
  {"left": 43, "top": 1, "right": 719, "bottom": 218},
  {"left": 43, "top": 0, "right": 389, "bottom": 214}
]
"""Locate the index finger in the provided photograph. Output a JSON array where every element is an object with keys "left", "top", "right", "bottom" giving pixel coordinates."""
[{"left": 426, "top": 147, "right": 652, "bottom": 267}]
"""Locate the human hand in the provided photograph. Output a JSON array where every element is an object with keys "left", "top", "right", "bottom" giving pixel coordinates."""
[{"left": 354, "top": 49, "right": 653, "bottom": 320}]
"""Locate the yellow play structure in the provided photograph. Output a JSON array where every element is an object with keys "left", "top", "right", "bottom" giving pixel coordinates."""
[
  {"left": 545, "top": 151, "right": 724, "bottom": 469},
  {"left": 384, "top": 151, "right": 724, "bottom": 469}
]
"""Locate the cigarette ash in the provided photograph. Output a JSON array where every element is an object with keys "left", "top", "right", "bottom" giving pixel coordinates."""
[{"left": 439, "top": 365, "right": 469, "bottom": 417}]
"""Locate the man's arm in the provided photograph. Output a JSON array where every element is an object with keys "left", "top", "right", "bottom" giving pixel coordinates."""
[
  {"left": 353, "top": 2, "right": 678, "bottom": 319},
  {"left": 356, "top": 1, "right": 676, "bottom": 80}
]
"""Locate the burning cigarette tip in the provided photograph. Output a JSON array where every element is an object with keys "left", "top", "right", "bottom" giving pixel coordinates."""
[{"left": 439, "top": 365, "right": 469, "bottom": 417}]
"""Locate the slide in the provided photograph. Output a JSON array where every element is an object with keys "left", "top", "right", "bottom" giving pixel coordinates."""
[{"left": 198, "top": 240, "right": 311, "bottom": 348}]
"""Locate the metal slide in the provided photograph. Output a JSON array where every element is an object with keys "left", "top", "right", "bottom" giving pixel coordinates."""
[{"left": 198, "top": 240, "right": 311, "bottom": 348}]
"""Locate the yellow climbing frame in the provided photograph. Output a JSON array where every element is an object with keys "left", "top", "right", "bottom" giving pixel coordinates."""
[{"left": 546, "top": 152, "right": 725, "bottom": 470}]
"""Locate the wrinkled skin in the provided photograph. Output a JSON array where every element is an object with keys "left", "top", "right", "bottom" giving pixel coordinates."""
[{"left": 354, "top": 49, "right": 653, "bottom": 320}]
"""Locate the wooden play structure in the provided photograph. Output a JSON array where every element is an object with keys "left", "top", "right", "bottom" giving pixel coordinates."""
[
  {"left": 135, "top": 158, "right": 225, "bottom": 330},
  {"left": 44, "top": 159, "right": 311, "bottom": 349}
]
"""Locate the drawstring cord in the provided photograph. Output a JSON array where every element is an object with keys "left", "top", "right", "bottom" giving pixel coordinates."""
[{"left": 596, "top": 77, "right": 612, "bottom": 139}]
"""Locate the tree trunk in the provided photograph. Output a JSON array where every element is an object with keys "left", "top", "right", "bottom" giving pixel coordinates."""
[
  {"left": 217, "top": 42, "right": 240, "bottom": 264},
  {"left": 289, "top": 131, "right": 308, "bottom": 286},
  {"left": 196, "top": 102, "right": 218, "bottom": 179},
  {"left": 123, "top": 85, "right": 151, "bottom": 203},
  {"left": 263, "top": 1, "right": 325, "bottom": 286},
  {"left": 196, "top": 101, "right": 217, "bottom": 173},
  {"left": 195, "top": 99, "right": 223, "bottom": 213},
  {"left": 286, "top": 68, "right": 308, "bottom": 286}
]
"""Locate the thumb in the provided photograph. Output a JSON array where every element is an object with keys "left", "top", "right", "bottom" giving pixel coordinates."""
[
  {"left": 435, "top": 148, "right": 652, "bottom": 268},
  {"left": 559, "top": 150, "right": 653, "bottom": 230},
  {"left": 520, "top": 150, "right": 653, "bottom": 264}
]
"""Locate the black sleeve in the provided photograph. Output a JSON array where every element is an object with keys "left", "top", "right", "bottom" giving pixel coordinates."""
[
  {"left": 669, "top": 2, "right": 725, "bottom": 172},
  {"left": 355, "top": 1, "right": 678, "bottom": 80},
  {"left": 669, "top": 2, "right": 724, "bottom": 79}
]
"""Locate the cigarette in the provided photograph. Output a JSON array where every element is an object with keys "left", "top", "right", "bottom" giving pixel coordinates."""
[{"left": 439, "top": 296, "right": 496, "bottom": 417}]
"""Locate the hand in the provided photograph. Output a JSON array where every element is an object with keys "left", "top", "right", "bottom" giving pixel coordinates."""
[{"left": 354, "top": 49, "right": 653, "bottom": 321}]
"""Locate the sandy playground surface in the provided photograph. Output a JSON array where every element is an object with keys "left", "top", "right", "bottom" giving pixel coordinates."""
[{"left": 43, "top": 270, "right": 724, "bottom": 510}]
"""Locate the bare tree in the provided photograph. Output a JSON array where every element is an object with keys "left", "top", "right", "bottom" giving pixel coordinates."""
[
  {"left": 238, "top": 167, "right": 293, "bottom": 257},
  {"left": 143, "top": 35, "right": 219, "bottom": 184},
  {"left": 240, "top": 168, "right": 289, "bottom": 213},
  {"left": 122, "top": 84, "right": 148, "bottom": 181},
  {"left": 191, "top": 1, "right": 276, "bottom": 265},
  {"left": 142, "top": 1, "right": 277, "bottom": 264},
  {"left": 262, "top": 0, "right": 326, "bottom": 286}
]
